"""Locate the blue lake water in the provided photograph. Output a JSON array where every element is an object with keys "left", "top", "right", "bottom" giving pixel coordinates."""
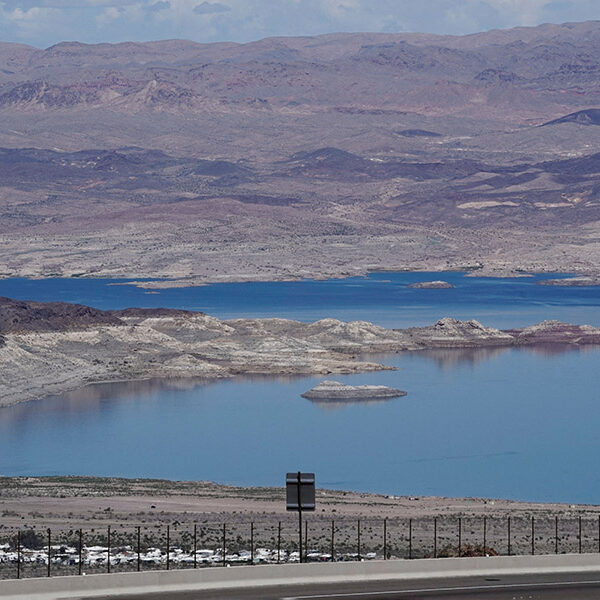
[
  {"left": 0, "top": 271, "right": 599, "bottom": 503},
  {"left": 0, "top": 270, "right": 598, "bottom": 329}
]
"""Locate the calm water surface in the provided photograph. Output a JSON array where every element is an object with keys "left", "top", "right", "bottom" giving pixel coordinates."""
[
  {"left": 0, "top": 272, "right": 599, "bottom": 503},
  {"left": 0, "top": 270, "right": 599, "bottom": 328}
]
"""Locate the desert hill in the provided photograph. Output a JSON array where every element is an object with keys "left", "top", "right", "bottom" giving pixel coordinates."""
[{"left": 1, "top": 22, "right": 600, "bottom": 281}]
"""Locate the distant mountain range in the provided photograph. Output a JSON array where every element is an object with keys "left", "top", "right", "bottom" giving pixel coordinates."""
[
  {"left": 2, "top": 22, "right": 600, "bottom": 117},
  {"left": 1, "top": 22, "right": 600, "bottom": 280}
]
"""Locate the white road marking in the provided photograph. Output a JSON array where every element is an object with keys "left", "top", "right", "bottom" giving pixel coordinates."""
[{"left": 281, "top": 578, "right": 600, "bottom": 599}]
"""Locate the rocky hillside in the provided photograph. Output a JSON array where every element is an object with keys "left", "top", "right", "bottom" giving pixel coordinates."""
[
  {"left": 2, "top": 23, "right": 600, "bottom": 281},
  {"left": 2, "top": 23, "right": 600, "bottom": 116},
  {"left": 0, "top": 296, "right": 122, "bottom": 333},
  {"left": 1, "top": 298, "right": 599, "bottom": 407}
]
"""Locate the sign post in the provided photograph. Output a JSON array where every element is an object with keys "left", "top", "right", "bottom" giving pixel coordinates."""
[{"left": 286, "top": 472, "right": 315, "bottom": 563}]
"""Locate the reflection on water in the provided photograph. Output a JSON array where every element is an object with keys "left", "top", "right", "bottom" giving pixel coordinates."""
[
  {"left": 1, "top": 343, "right": 600, "bottom": 505},
  {"left": 306, "top": 397, "right": 397, "bottom": 411},
  {"left": 2, "top": 373, "right": 315, "bottom": 428},
  {"left": 410, "top": 346, "right": 512, "bottom": 369},
  {"left": 3, "top": 343, "right": 589, "bottom": 426},
  {"left": 521, "top": 343, "right": 600, "bottom": 358},
  {"left": 1, "top": 342, "right": 595, "bottom": 426},
  {"left": 368, "top": 342, "right": 590, "bottom": 371},
  {"left": 2, "top": 378, "right": 215, "bottom": 424},
  {"left": 58, "top": 377, "right": 211, "bottom": 403}
]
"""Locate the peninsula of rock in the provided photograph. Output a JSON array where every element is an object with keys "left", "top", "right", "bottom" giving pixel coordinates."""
[
  {"left": 301, "top": 380, "right": 407, "bottom": 400},
  {"left": 537, "top": 277, "right": 600, "bottom": 287},
  {"left": 1, "top": 297, "right": 600, "bottom": 408}
]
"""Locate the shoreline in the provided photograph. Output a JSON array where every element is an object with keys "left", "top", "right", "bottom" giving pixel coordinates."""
[
  {"left": 0, "top": 476, "right": 598, "bottom": 535},
  {"left": 2, "top": 476, "right": 599, "bottom": 567},
  {"left": 0, "top": 372, "right": 230, "bottom": 410},
  {"left": 1, "top": 294, "right": 600, "bottom": 408},
  {"left": 0, "top": 266, "right": 596, "bottom": 290}
]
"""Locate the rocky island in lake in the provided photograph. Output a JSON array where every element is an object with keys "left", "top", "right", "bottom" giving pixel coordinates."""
[
  {"left": 301, "top": 380, "right": 407, "bottom": 401},
  {"left": 407, "top": 281, "right": 455, "bottom": 289}
]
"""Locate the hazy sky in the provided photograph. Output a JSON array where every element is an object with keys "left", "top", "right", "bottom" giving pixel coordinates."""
[{"left": 0, "top": 0, "right": 598, "bottom": 48}]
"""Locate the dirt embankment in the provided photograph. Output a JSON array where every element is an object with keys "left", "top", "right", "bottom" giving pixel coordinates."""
[{"left": 0, "top": 476, "right": 597, "bottom": 532}]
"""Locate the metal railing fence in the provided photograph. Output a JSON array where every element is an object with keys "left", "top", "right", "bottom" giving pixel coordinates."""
[{"left": 2, "top": 514, "right": 599, "bottom": 580}]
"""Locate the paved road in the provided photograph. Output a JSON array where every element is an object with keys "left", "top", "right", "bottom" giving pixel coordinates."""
[{"left": 93, "top": 571, "right": 600, "bottom": 600}]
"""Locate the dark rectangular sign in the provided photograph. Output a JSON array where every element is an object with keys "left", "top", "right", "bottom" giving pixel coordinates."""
[{"left": 286, "top": 472, "right": 315, "bottom": 511}]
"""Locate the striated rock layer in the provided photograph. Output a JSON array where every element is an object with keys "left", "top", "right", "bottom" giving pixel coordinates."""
[{"left": 1, "top": 298, "right": 600, "bottom": 407}]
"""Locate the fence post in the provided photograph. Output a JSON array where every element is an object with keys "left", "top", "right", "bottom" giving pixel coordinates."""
[
  {"left": 47, "top": 528, "right": 51, "bottom": 577},
  {"left": 433, "top": 517, "right": 437, "bottom": 559},
  {"left": 531, "top": 517, "right": 535, "bottom": 555},
  {"left": 458, "top": 518, "right": 462, "bottom": 557},
  {"left": 331, "top": 520, "right": 335, "bottom": 562},
  {"left": 194, "top": 524, "right": 197, "bottom": 569},
  {"left": 222, "top": 523, "right": 226, "bottom": 567},
  {"left": 598, "top": 516, "right": 600, "bottom": 554},
  {"left": 166, "top": 525, "right": 170, "bottom": 570},
  {"left": 16, "top": 531, "right": 21, "bottom": 580},
  {"left": 250, "top": 522, "right": 254, "bottom": 565},
  {"left": 304, "top": 521, "right": 308, "bottom": 560},
  {"left": 107, "top": 525, "right": 111, "bottom": 574},
  {"left": 78, "top": 529, "right": 83, "bottom": 576},
  {"left": 277, "top": 521, "right": 282, "bottom": 564},
  {"left": 384, "top": 518, "right": 387, "bottom": 560},
  {"left": 483, "top": 516, "right": 487, "bottom": 555},
  {"left": 408, "top": 519, "right": 412, "bottom": 559},
  {"left": 357, "top": 519, "right": 361, "bottom": 560},
  {"left": 507, "top": 517, "right": 511, "bottom": 556},
  {"left": 579, "top": 516, "right": 582, "bottom": 554},
  {"left": 555, "top": 516, "right": 559, "bottom": 554},
  {"left": 137, "top": 526, "right": 141, "bottom": 572}
]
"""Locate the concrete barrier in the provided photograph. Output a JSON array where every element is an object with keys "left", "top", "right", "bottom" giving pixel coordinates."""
[{"left": 1, "top": 554, "right": 600, "bottom": 599}]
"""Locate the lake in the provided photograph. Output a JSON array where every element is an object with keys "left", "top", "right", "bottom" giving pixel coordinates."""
[
  {"left": 1, "top": 270, "right": 599, "bottom": 329},
  {"left": 0, "top": 271, "right": 599, "bottom": 504}
]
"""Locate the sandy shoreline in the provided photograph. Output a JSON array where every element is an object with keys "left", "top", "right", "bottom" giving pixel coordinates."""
[{"left": 1, "top": 476, "right": 598, "bottom": 529}]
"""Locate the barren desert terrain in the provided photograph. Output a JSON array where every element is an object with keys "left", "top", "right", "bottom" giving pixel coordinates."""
[{"left": 2, "top": 23, "right": 600, "bottom": 282}]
